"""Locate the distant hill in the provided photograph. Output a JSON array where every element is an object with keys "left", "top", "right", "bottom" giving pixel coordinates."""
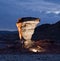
[
  {"left": 31, "top": 21, "right": 60, "bottom": 43},
  {"left": 0, "top": 31, "right": 19, "bottom": 42}
]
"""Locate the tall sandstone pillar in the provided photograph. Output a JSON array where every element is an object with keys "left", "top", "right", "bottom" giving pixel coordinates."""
[{"left": 16, "top": 17, "right": 40, "bottom": 48}]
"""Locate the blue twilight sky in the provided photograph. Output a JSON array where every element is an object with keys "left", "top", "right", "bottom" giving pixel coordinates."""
[{"left": 0, "top": 0, "right": 60, "bottom": 31}]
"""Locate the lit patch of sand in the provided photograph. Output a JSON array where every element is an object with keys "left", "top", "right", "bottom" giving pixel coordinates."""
[{"left": 29, "top": 46, "right": 46, "bottom": 52}]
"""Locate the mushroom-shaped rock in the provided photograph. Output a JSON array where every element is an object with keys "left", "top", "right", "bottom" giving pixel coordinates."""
[{"left": 16, "top": 17, "right": 40, "bottom": 48}]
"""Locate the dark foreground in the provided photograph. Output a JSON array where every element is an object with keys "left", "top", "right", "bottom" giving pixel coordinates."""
[
  {"left": 0, "top": 54, "right": 60, "bottom": 61},
  {"left": 0, "top": 41, "right": 60, "bottom": 54}
]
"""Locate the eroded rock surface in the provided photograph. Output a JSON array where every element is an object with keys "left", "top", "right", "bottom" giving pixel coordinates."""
[{"left": 16, "top": 17, "right": 40, "bottom": 49}]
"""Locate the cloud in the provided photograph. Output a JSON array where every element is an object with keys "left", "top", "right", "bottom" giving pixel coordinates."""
[
  {"left": 46, "top": 11, "right": 60, "bottom": 15},
  {"left": 1, "top": 0, "right": 60, "bottom": 14},
  {"left": 45, "top": 0, "right": 60, "bottom": 4},
  {"left": 16, "top": 0, "right": 60, "bottom": 13}
]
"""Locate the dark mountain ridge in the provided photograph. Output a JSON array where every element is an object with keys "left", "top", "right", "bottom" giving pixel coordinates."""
[{"left": 32, "top": 21, "right": 60, "bottom": 43}]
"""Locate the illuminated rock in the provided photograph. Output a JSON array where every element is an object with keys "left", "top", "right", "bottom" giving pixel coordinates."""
[{"left": 16, "top": 17, "right": 40, "bottom": 48}]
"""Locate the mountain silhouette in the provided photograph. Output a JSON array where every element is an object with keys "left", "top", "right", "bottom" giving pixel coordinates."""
[{"left": 31, "top": 21, "right": 60, "bottom": 43}]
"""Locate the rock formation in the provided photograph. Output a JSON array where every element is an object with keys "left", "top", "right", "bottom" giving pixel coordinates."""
[{"left": 16, "top": 17, "right": 40, "bottom": 48}]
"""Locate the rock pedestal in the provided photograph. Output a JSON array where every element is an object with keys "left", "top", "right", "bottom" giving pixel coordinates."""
[{"left": 16, "top": 17, "right": 40, "bottom": 48}]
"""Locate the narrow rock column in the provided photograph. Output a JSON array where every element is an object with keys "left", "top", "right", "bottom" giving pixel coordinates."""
[{"left": 16, "top": 17, "right": 40, "bottom": 48}]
